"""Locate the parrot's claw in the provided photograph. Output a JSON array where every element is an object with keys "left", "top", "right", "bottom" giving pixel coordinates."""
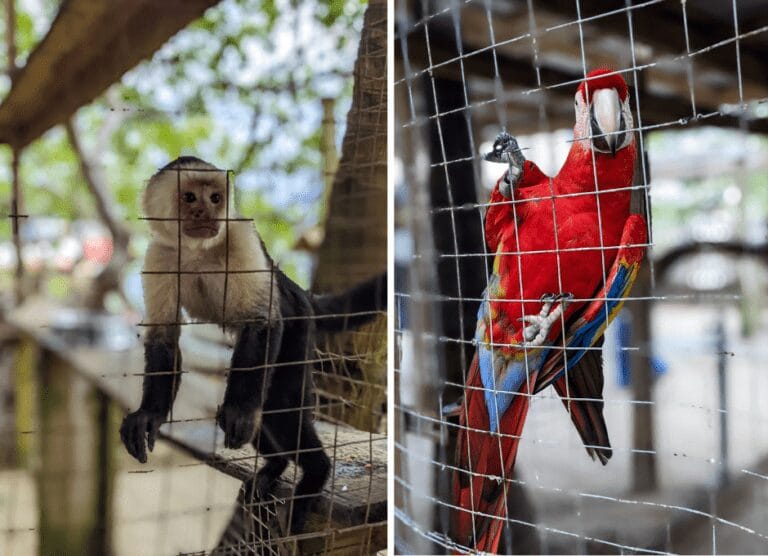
[
  {"left": 441, "top": 398, "right": 464, "bottom": 418},
  {"left": 483, "top": 132, "right": 524, "bottom": 165},
  {"left": 483, "top": 132, "right": 526, "bottom": 197},
  {"left": 519, "top": 292, "right": 573, "bottom": 347}
]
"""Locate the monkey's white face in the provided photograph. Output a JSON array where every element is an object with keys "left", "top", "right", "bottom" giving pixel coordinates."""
[
  {"left": 143, "top": 164, "right": 232, "bottom": 250},
  {"left": 177, "top": 181, "right": 226, "bottom": 239}
]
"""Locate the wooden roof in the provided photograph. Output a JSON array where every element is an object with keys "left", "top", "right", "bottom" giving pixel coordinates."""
[
  {"left": 0, "top": 0, "right": 220, "bottom": 148},
  {"left": 398, "top": 0, "right": 768, "bottom": 135}
]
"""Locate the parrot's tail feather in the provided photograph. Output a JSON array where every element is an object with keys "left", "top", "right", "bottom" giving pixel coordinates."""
[
  {"left": 553, "top": 354, "right": 612, "bottom": 465},
  {"left": 476, "top": 515, "right": 505, "bottom": 554},
  {"left": 452, "top": 356, "right": 534, "bottom": 553}
]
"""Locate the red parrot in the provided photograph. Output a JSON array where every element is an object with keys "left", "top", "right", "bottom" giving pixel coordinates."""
[{"left": 452, "top": 69, "right": 648, "bottom": 553}]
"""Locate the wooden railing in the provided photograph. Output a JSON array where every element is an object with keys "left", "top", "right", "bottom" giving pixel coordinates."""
[{"left": 6, "top": 297, "right": 386, "bottom": 555}]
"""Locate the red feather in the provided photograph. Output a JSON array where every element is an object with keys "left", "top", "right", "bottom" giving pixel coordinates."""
[
  {"left": 577, "top": 67, "right": 629, "bottom": 102},
  {"left": 452, "top": 354, "right": 535, "bottom": 550}
]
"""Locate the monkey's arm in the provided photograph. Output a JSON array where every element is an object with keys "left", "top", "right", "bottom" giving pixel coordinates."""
[
  {"left": 217, "top": 306, "right": 283, "bottom": 449},
  {"left": 120, "top": 246, "right": 182, "bottom": 463}
]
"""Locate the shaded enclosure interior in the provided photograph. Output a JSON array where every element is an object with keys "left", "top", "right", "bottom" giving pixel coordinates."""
[{"left": 395, "top": 0, "right": 768, "bottom": 554}]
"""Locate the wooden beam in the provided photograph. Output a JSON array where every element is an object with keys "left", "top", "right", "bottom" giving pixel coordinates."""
[
  {"left": 457, "top": 3, "right": 767, "bottom": 114},
  {"left": 536, "top": 0, "right": 768, "bottom": 88},
  {"left": 400, "top": 22, "right": 768, "bottom": 134},
  {"left": 0, "top": 0, "right": 220, "bottom": 148}
]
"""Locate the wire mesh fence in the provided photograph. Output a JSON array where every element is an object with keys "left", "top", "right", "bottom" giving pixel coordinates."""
[
  {"left": 0, "top": 1, "right": 386, "bottom": 555},
  {"left": 395, "top": 0, "right": 768, "bottom": 553}
]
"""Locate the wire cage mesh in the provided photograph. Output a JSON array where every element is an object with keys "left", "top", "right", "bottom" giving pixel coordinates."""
[
  {"left": 395, "top": 0, "right": 768, "bottom": 553},
  {"left": 0, "top": 0, "right": 386, "bottom": 554}
]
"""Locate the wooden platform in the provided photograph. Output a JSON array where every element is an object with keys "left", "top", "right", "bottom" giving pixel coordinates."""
[{"left": 6, "top": 297, "right": 386, "bottom": 554}]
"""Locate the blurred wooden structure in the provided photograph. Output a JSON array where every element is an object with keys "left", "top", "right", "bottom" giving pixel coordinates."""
[
  {"left": 398, "top": 0, "right": 768, "bottom": 137},
  {"left": 313, "top": 0, "right": 388, "bottom": 433},
  {"left": 7, "top": 298, "right": 386, "bottom": 555}
]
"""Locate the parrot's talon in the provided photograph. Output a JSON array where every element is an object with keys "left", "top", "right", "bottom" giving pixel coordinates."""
[
  {"left": 520, "top": 292, "right": 571, "bottom": 347},
  {"left": 483, "top": 132, "right": 521, "bottom": 161},
  {"left": 483, "top": 132, "right": 526, "bottom": 199},
  {"left": 483, "top": 132, "right": 525, "bottom": 166},
  {"left": 442, "top": 399, "right": 464, "bottom": 418},
  {"left": 556, "top": 292, "right": 574, "bottom": 310}
]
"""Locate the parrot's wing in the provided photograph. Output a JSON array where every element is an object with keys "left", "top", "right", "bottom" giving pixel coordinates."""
[
  {"left": 535, "top": 213, "right": 647, "bottom": 391},
  {"left": 551, "top": 337, "right": 612, "bottom": 464},
  {"left": 530, "top": 214, "right": 646, "bottom": 464}
]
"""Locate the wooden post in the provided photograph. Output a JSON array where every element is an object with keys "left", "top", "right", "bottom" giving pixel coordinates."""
[
  {"left": 311, "top": 0, "right": 387, "bottom": 432},
  {"left": 630, "top": 144, "right": 657, "bottom": 492},
  {"left": 37, "top": 351, "right": 115, "bottom": 555},
  {"left": 5, "top": 0, "right": 16, "bottom": 78},
  {"left": 14, "top": 336, "right": 39, "bottom": 468},
  {"left": 10, "top": 147, "right": 24, "bottom": 305},
  {"left": 320, "top": 98, "right": 338, "bottom": 211},
  {"left": 629, "top": 264, "right": 656, "bottom": 492}
]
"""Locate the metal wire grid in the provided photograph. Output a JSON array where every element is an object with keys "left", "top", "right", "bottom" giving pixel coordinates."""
[
  {"left": 395, "top": 0, "right": 768, "bottom": 553},
  {"left": 2, "top": 161, "right": 384, "bottom": 556}
]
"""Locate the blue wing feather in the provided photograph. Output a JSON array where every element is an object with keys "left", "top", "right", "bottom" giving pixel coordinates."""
[
  {"left": 534, "top": 259, "right": 638, "bottom": 394},
  {"left": 476, "top": 291, "right": 547, "bottom": 432}
]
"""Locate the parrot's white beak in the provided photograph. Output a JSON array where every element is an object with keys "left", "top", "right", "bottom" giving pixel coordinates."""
[{"left": 590, "top": 88, "right": 625, "bottom": 156}]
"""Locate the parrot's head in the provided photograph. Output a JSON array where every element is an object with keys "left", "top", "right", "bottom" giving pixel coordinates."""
[{"left": 573, "top": 68, "right": 634, "bottom": 157}]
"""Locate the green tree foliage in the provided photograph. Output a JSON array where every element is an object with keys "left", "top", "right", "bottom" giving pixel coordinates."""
[{"left": 1, "top": 0, "right": 366, "bottom": 285}]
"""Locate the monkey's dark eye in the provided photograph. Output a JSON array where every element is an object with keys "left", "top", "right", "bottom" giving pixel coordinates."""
[
  {"left": 210, "top": 193, "right": 221, "bottom": 204},
  {"left": 182, "top": 192, "right": 196, "bottom": 203}
]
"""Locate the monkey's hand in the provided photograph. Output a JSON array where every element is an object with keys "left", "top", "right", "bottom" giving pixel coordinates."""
[
  {"left": 120, "top": 409, "right": 166, "bottom": 463},
  {"left": 216, "top": 404, "right": 262, "bottom": 449}
]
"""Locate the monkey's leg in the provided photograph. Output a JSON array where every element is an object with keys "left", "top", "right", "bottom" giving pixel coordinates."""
[
  {"left": 258, "top": 408, "right": 330, "bottom": 535},
  {"left": 121, "top": 328, "right": 181, "bottom": 463},
  {"left": 217, "top": 319, "right": 284, "bottom": 449},
  {"left": 250, "top": 426, "right": 289, "bottom": 500},
  {"left": 235, "top": 430, "right": 288, "bottom": 554},
  {"left": 287, "top": 418, "right": 331, "bottom": 535}
]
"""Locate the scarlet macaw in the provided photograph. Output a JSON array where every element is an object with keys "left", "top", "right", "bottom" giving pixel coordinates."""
[{"left": 452, "top": 69, "right": 647, "bottom": 553}]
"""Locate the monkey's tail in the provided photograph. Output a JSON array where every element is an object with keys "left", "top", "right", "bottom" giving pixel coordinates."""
[{"left": 311, "top": 272, "right": 387, "bottom": 332}]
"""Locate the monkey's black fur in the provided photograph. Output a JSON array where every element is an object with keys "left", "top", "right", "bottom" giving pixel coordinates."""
[{"left": 121, "top": 268, "right": 386, "bottom": 536}]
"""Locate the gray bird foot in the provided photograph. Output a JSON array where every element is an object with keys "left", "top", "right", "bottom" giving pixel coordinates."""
[
  {"left": 483, "top": 131, "right": 526, "bottom": 197},
  {"left": 519, "top": 293, "right": 573, "bottom": 347},
  {"left": 441, "top": 397, "right": 464, "bottom": 418}
]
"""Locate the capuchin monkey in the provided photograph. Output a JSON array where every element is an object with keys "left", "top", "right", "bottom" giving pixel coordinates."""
[{"left": 120, "top": 156, "right": 386, "bottom": 534}]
